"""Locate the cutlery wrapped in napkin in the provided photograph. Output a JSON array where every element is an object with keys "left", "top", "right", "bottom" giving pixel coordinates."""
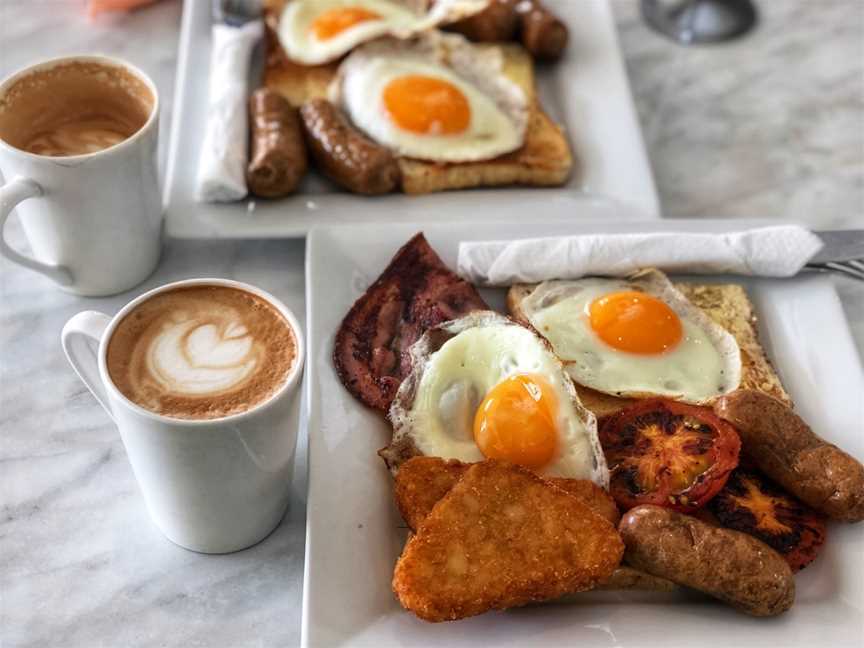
[
  {"left": 457, "top": 226, "right": 823, "bottom": 286},
  {"left": 195, "top": 19, "right": 263, "bottom": 203}
]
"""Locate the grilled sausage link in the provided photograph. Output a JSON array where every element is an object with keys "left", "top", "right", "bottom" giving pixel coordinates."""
[
  {"left": 714, "top": 390, "right": 864, "bottom": 523},
  {"left": 619, "top": 505, "right": 794, "bottom": 617},
  {"left": 447, "top": 0, "right": 519, "bottom": 42},
  {"left": 517, "top": 0, "right": 569, "bottom": 61},
  {"left": 246, "top": 89, "right": 307, "bottom": 198},
  {"left": 299, "top": 98, "right": 399, "bottom": 196}
]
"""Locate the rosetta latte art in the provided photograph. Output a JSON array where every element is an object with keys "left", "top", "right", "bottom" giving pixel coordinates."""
[
  {"left": 147, "top": 314, "right": 260, "bottom": 396},
  {"left": 107, "top": 285, "right": 297, "bottom": 420}
]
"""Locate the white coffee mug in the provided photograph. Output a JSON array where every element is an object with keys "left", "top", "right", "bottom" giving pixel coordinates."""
[
  {"left": 0, "top": 55, "right": 162, "bottom": 297},
  {"left": 61, "top": 278, "right": 305, "bottom": 554}
]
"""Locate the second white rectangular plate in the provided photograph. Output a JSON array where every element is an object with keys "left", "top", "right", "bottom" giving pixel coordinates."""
[
  {"left": 303, "top": 219, "right": 864, "bottom": 648},
  {"left": 164, "top": 0, "right": 659, "bottom": 239}
]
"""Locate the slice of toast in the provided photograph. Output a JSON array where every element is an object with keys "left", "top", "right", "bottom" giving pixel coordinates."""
[
  {"left": 394, "top": 456, "right": 620, "bottom": 532},
  {"left": 392, "top": 460, "right": 623, "bottom": 622},
  {"left": 507, "top": 282, "right": 792, "bottom": 420},
  {"left": 263, "top": 1, "right": 573, "bottom": 194}
]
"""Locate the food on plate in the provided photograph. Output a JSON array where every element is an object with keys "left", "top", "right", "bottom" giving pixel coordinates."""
[
  {"left": 393, "top": 456, "right": 619, "bottom": 531},
  {"left": 300, "top": 98, "right": 400, "bottom": 194},
  {"left": 247, "top": 89, "right": 308, "bottom": 198},
  {"left": 509, "top": 277, "right": 791, "bottom": 419},
  {"left": 595, "top": 566, "right": 678, "bottom": 592},
  {"left": 506, "top": 270, "right": 742, "bottom": 404},
  {"left": 599, "top": 399, "right": 740, "bottom": 513},
  {"left": 708, "top": 469, "right": 826, "bottom": 572},
  {"left": 447, "top": 0, "right": 569, "bottom": 61},
  {"left": 384, "top": 310, "right": 607, "bottom": 485},
  {"left": 392, "top": 460, "right": 624, "bottom": 621},
  {"left": 330, "top": 35, "right": 529, "bottom": 162},
  {"left": 276, "top": 0, "right": 491, "bottom": 65},
  {"left": 333, "top": 233, "right": 487, "bottom": 411},
  {"left": 714, "top": 389, "right": 864, "bottom": 522},
  {"left": 618, "top": 505, "right": 795, "bottom": 617},
  {"left": 263, "top": 1, "right": 574, "bottom": 195}
]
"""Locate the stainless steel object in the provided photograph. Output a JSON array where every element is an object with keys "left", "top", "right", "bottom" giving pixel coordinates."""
[
  {"left": 641, "top": 0, "right": 757, "bottom": 45},
  {"left": 807, "top": 230, "right": 864, "bottom": 282},
  {"left": 213, "top": 0, "right": 261, "bottom": 26}
]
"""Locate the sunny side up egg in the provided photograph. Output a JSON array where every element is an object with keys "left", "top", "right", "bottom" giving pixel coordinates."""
[
  {"left": 331, "top": 34, "right": 529, "bottom": 162},
  {"left": 389, "top": 311, "right": 608, "bottom": 486},
  {"left": 518, "top": 269, "right": 743, "bottom": 403},
  {"left": 279, "top": 0, "right": 491, "bottom": 65}
]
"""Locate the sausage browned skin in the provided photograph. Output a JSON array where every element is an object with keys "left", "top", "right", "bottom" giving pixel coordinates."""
[
  {"left": 714, "top": 390, "right": 864, "bottom": 523},
  {"left": 447, "top": 0, "right": 519, "bottom": 42},
  {"left": 619, "top": 505, "right": 794, "bottom": 617},
  {"left": 246, "top": 89, "right": 307, "bottom": 198},
  {"left": 517, "top": 0, "right": 569, "bottom": 61},
  {"left": 299, "top": 98, "right": 400, "bottom": 195}
]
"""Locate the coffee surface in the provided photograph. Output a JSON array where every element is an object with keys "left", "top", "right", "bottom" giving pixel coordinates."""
[
  {"left": 0, "top": 60, "right": 153, "bottom": 157},
  {"left": 107, "top": 286, "right": 297, "bottom": 420}
]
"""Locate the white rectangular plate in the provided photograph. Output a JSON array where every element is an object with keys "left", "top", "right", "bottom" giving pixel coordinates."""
[
  {"left": 164, "top": 0, "right": 659, "bottom": 239},
  {"left": 303, "top": 219, "right": 864, "bottom": 647}
]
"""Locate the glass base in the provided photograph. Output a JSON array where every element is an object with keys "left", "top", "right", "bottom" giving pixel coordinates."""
[{"left": 641, "top": 0, "right": 758, "bottom": 45}]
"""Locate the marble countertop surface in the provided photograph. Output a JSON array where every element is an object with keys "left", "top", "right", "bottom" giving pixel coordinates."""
[{"left": 1, "top": 1, "right": 862, "bottom": 646}]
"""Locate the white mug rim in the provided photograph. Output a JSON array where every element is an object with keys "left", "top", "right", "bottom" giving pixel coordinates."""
[
  {"left": 0, "top": 54, "right": 160, "bottom": 162},
  {"left": 96, "top": 278, "right": 305, "bottom": 428}
]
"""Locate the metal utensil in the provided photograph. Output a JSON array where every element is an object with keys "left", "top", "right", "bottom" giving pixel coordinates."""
[
  {"left": 641, "top": 0, "right": 758, "bottom": 45},
  {"left": 806, "top": 230, "right": 864, "bottom": 282},
  {"left": 213, "top": 0, "right": 261, "bottom": 26}
]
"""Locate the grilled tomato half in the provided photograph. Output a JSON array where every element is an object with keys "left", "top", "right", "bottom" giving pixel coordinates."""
[
  {"left": 599, "top": 399, "right": 740, "bottom": 512},
  {"left": 709, "top": 469, "right": 826, "bottom": 572}
]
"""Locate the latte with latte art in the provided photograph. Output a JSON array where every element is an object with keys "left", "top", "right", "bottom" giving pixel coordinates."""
[{"left": 107, "top": 286, "right": 296, "bottom": 420}]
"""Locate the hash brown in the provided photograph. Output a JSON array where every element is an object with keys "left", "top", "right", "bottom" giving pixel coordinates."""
[{"left": 392, "top": 460, "right": 624, "bottom": 622}]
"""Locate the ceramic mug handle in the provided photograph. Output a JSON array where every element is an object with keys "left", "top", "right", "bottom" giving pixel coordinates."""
[
  {"left": 62, "top": 311, "right": 114, "bottom": 421},
  {"left": 0, "top": 176, "right": 73, "bottom": 286}
]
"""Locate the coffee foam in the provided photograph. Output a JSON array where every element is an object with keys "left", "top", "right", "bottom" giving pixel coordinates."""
[
  {"left": 107, "top": 286, "right": 297, "bottom": 420},
  {"left": 0, "top": 60, "right": 153, "bottom": 157}
]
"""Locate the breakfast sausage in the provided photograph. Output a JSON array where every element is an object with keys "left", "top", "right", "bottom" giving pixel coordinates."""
[
  {"left": 247, "top": 89, "right": 308, "bottom": 198},
  {"left": 299, "top": 98, "right": 400, "bottom": 195},
  {"left": 517, "top": 0, "right": 569, "bottom": 61},
  {"left": 619, "top": 505, "right": 794, "bottom": 617},
  {"left": 714, "top": 390, "right": 864, "bottom": 522},
  {"left": 447, "top": 0, "right": 520, "bottom": 42}
]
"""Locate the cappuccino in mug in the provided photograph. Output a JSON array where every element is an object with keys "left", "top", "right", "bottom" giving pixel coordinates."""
[
  {"left": 107, "top": 285, "right": 297, "bottom": 420},
  {"left": 0, "top": 60, "right": 153, "bottom": 157}
]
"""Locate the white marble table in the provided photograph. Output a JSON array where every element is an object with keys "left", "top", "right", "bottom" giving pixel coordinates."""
[{"left": 1, "top": 1, "right": 862, "bottom": 646}]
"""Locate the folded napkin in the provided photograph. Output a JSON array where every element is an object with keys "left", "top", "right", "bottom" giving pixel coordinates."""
[
  {"left": 457, "top": 226, "right": 823, "bottom": 286},
  {"left": 195, "top": 20, "right": 262, "bottom": 203}
]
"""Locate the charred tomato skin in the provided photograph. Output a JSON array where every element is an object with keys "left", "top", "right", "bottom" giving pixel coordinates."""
[
  {"left": 709, "top": 469, "right": 827, "bottom": 572},
  {"left": 600, "top": 399, "right": 741, "bottom": 513}
]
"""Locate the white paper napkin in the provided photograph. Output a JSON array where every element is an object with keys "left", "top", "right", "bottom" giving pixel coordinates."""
[
  {"left": 195, "top": 20, "right": 263, "bottom": 203},
  {"left": 457, "top": 226, "right": 824, "bottom": 286}
]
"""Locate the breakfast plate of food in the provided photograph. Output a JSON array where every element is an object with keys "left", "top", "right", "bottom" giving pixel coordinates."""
[
  {"left": 302, "top": 219, "right": 864, "bottom": 647},
  {"left": 164, "top": 0, "right": 659, "bottom": 239}
]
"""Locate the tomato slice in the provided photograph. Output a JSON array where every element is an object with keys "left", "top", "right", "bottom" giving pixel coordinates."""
[
  {"left": 599, "top": 399, "right": 740, "bottom": 513},
  {"left": 709, "top": 469, "right": 826, "bottom": 572}
]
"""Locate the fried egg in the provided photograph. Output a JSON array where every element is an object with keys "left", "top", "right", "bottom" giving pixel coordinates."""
[
  {"left": 518, "top": 269, "right": 742, "bottom": 403},
  {"left": 279, "top": 0, "right": 491, "bottom": 65},
  {"left": 389, "top": 311, "right": 608, "bottom": 485},
  {"left": 330, "top": 33, "right": 529, "bottom": 162}
]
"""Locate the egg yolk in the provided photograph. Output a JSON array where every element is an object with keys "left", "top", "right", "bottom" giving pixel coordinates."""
[
  {"left": 382, "top": 75, "right": 471, "bottom": 135},
  {"left": 473, "top": 374, "right": 558, "bottom": 470},
  {"left": 589, "top": 290, "right": 683, "bottom": 354},
  {"left": 310, "top": 7, "right": 381, "bottom": 40}
]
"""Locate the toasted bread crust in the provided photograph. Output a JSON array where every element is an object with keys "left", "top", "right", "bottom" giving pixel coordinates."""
[{"left": 507, "top": 282, "right": 791, "bottom": 420}]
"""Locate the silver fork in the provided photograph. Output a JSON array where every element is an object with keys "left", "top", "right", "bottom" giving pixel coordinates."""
[{"left": 806, "top": 230, "right": 864, "bottom": 282}]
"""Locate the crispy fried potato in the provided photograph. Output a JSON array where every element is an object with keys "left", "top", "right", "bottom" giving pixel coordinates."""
[
  {"left": 394, "top": 456, "right": 620, "bottom": 531},
  {"left": 392, "top": 460, "right": 624, "bottom": 622}
]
